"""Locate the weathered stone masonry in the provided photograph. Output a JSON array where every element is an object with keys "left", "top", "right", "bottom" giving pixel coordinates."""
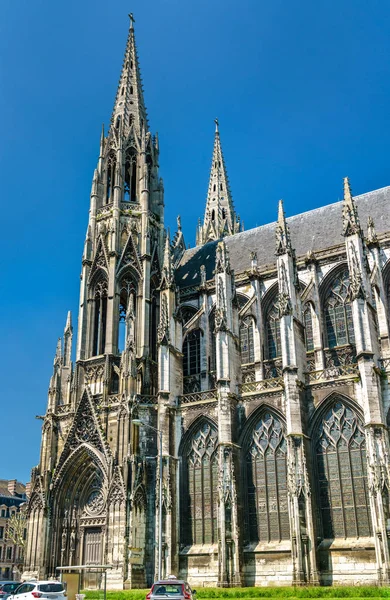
[{"left": 24, "top": 16, "right": 390, "bottom": 589}]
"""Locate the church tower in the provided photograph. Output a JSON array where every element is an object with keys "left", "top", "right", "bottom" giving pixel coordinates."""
[{"left": 24, "top": 15, "right": 165, "bottom": 588}]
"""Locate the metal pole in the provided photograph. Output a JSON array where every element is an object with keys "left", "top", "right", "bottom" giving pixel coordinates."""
[{"left": 158, "top": 430, "right": 163, "bottom": 581}]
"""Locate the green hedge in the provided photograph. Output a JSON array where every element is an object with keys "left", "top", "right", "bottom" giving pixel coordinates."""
[{"left": 82, "top": 588, "right": 390, "bottom": 600}]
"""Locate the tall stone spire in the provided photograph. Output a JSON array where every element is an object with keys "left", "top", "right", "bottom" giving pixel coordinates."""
[
  {"left": 196, "top": 119, "right": 241, "bottom": 246},
  {"left": 110, "top": 13, "right": 148, "bottom": 135}
]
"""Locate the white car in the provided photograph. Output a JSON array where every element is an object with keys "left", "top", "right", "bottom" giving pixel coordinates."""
[{"left": 12, "top": 582, "right": 65, "bottom": 600}]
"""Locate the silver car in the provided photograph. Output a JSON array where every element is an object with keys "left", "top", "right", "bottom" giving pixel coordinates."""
[
  {"left": 146, "top": 580, "right": 196, "bottom": 600},
  {"left": 0, "top": 583, "right": 20, "bottom": 600}
]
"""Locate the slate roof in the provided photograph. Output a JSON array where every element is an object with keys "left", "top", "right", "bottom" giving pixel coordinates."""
[
  {"left": 176, "top": 186, "right": 390, "bottom": 288},
  {"left": 0, "top": 480, "right": 26, "bottom": 499}
]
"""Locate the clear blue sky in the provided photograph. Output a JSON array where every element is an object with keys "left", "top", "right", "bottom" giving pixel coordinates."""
[{"left": 1, "top": 0, "right": 390, "bottom": 483}]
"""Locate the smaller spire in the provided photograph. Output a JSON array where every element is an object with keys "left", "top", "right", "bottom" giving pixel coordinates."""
[
  {"left": 54, "top": 338, "right": 62, "bottom": 367},
  {"left": 342, "top": 177, "right": 361, "bottom": 237},
  {"left": 197, "top": 120, "right": 241, "bottom": 245},
  {"left": 275, "top": 199, "right": 292, "bottom": 255},
  {"left": 64, "top": 311, "right": 72, "bottom": 334}
]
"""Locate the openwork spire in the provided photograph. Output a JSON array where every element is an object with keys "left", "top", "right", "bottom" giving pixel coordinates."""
[
  {"left": 275, "top": 199, "right": 292, "bottom": 255},
  {"left": 196, "top": 120, "right": 241, "bottom": 246},
  {"left": 110, "top": 14, "right": 148, "bottom": 135},
  {"left": 342, "top": 177, "right": 361, "bottom": 237}
]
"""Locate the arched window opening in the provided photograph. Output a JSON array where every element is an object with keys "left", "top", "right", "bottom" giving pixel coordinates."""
[
  {"left": 213, "top": 184, "right": 216, "bottom": 192},
  {"left": 240, "top": 316, "right": 255, "bottom": 364},
  {"left": 92, "top": 279, "right": 108, "bottom": 356},
  {"left": 314, "top": 401, "right": 371, "bottom": 539},
  {"left": 303, "top": 304, "right": 314, "bottom": 351},
  {"left": 222, "top": 208, "right": 226, "bottom": 219},
  {"left": 183, "top": 330, "right": 201, "bottom": 377},
  {"left": 124, "top": 150, "right": 137, "bottom": 202},
  {"left": 182, "top": 422, "right": 218, "bottom": 545},
  {"left": 121, "top": 87, "right": 124, "bottom": 96},
  {"left": 245, "top": 412, "right": 289, "bottom": 542},
  {"left": 266, "top": 300, "right": 281, "bottom": 359},
  {"left": 214, "top": 161, "right": 217, "bottom": 168},
  {"left": 115, "top": 116, "right": 121, "bottom": 130},
  {"left": 130, "top": 60, "right": 133, "bottom": 70},
  {"left": 324, "top": 269, "right": 355, "bottom": 348},
  {"left": 105, "top": 154, "right": 116, "bottom": 203},
  {"left": 130, "top": 86, "right": 134, "bottom": 95},
  {"left": 211, "top": 209, "right": 215, "bottom": 221},
  {"left": 118, "top": 277, "right": 137, "bottom": 353},
  {"left": 129, "top": 114, "right": 134, "bottom": 126},
  {"left": 220, "top": 183, "right": 223, "bottom": 191}
]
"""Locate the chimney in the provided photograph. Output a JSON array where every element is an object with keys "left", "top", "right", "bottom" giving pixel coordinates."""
[
  {"left": 25, "top": 482, "right": 31, "bottom": 498},
  {"left": 7, "top": 479, "right": 17, "bottom": 497}
]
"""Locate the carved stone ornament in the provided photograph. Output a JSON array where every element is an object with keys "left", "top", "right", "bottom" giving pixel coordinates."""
[
  {"left": 157, "top": 294, "right": 169, "bottom": 344},
  {"left": 215, "top": 241, "right": 231, "bottom": 274},
  {"left": 84, "top": 490, "right": 105, "bottom": 515},
  {"left": 349, "top": 243, "right": 366, "bottom": 300}
]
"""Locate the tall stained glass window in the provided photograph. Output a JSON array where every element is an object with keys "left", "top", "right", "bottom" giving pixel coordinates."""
[
  {"left": 315, "top": 401, "right": 371, "bottom": 539},
  {"left": 267, "top": 303, "right": 281, "bottom": 359},
  {"left": 183, "top": 422, "right": 219, "bottom": 545},
  {"left": 240, "top": 317, "right": 255, "bottom": 364},
  {"left": 245, "top": 412, "right": 289, "bottom": 542},
  {"left": 303, "top": 304, "right": 314, "bottom": 351},
  {"left": 324, "top": 270, "right": 355, "bottom": 348},
  {"left": 183, "top": 330, "right": 201, "bottom": 376}
]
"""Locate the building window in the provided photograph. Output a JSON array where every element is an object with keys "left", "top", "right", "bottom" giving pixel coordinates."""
[
  {"left": 124, "top": 149, "right": 137, "bottom": 202},
  {"left": 240, "top": 317, "right": 255, "bottom": 364},
  {"left": 303, "top": 304, "right": 314, "bottom": 351},
  {"left": 182, "top": 422, "right": 218, "bottom": 545},
  {"left": 183, "top": 330, "right": 201, "bottom": 376},
  {"left": 0, "top": 526, "right": 3, "bottom": 539},
  {"left": 105, "top": 152, "right": 116, "bottom": 203},
  {"left": 314, "top": 400, "right": 371, "bottom": 539},
  {"left": 266, "top": 301, "right": 281, "bottom": 359},
  {"left": 324, "top": 270, "right": 355, "bottom": 348},
  {"left": 245, "top": 412, "right": 289, "bottom": 542},
  {"left": 6, "top": 547, "right": 12, "bottom": 560},
  {"left": 92, "top": 278, "right": 108, "bottom": 356},
  {"left": 1, "top": 510, "right": 5, "bottom": 517}
]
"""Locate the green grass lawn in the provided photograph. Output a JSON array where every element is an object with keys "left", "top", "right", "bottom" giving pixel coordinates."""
[{"left": 82, "top": 588, "right": 390, "bottom": 600}]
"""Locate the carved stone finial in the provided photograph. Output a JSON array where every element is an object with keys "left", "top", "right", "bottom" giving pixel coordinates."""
[
  {"left": 250, "top": 251, "right": 258, "bottom": 268},
  {"left": 200, "top": 264, "right": 207, "bottom": 288},
  {"left": 342, "top": 177, "right": 361, "bottom": 237},
  {"left": 215, "top": 240, "right": 231, "bottom": 274},
  {"left": 275, "top": 199, "right": 292, "bottom": 255},
  {"left": 128, "top": 13, "right": 135, "bottom": 29},
  {"left": 214, "top": 117, "right": 219, "bottom": 133}
]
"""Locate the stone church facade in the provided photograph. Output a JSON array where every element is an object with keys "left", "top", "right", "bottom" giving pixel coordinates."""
[{"left": 24, "top": 16, "right": 390, "bottom": 588}]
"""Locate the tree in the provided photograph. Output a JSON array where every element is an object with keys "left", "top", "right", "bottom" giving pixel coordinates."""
[{"left": 6, "top": 509, "right": 27, "bottom": 548}]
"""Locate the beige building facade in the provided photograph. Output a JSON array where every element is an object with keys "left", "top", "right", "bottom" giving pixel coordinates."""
[
  {"left": 24, "top": 16, "right": 390, "bottom": 589},
  {"left": 0, "top": 480, "right": 27, "bottom": 581}
]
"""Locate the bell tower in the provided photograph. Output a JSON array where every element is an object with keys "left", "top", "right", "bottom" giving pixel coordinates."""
[{"left": 77, "top": 13, "right": 164, "bottom": 394}]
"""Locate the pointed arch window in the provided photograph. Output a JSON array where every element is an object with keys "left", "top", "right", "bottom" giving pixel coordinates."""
[
  {"left": 266, "top": 300, "right": 281, "bottom": 359},
  {"left": 324, "top": 269, "right": 355, "bottom": 348},
  {"left": 92, "top": 279, "right": 108, "bottom": 356},
  {"left": 303, "top": 303, "right": 314, "bottom": 351},
  {"left": 213, "top": 184, "right": 216, "bottom": 192},
  {"left": 314, "top": 401, "right": 371, "bottom": 539},
  {"left": 209, "top": 310, "right": 216, "bottom": 373},
  {"left": 222, "top": 208, "right": 226, "bottom": 219},
  {"left": 124, "top": 149, "right": 137, "bottom": 202},
  {"left": 245, "top": 412, "right": 289, "bottom": 542},
  {"left": 240, "top": 316, "right": 255, "bottom": 364},
  {"left": 211, "top": 210, "right": 215, "bottom": 221},
  {"left": 183, "top": 330, "right": 201, "bottom": 376},
  {"left": 182, "top": 422, "right": 218, "bottom": 545},
  {"left": 118, "top": 276, "right": 137, "bottom": 354},
  {"left": 220, "top": 183, "right": 223, "bottom": 191},
  {"left": 130, "top": 85, "right": 134, "bottom": 95},
  {"left": 105, "top": 153, "right": 116, "bottom": 204}
]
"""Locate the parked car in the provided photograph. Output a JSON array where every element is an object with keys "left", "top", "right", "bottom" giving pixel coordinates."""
[
  {"left": 11, "top": 582, "right": 65, "bottom": 600},
  {"left": 146, "top": 580, "right": 196, "bottom": 600},
  {"left": 0, "top": 583, "right": 20, "bottom": 600}
]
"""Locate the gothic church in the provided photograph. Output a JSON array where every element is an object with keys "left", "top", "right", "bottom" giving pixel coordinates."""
[{"left": 24, "top": 16, "right": 390, "bottom": 588}]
